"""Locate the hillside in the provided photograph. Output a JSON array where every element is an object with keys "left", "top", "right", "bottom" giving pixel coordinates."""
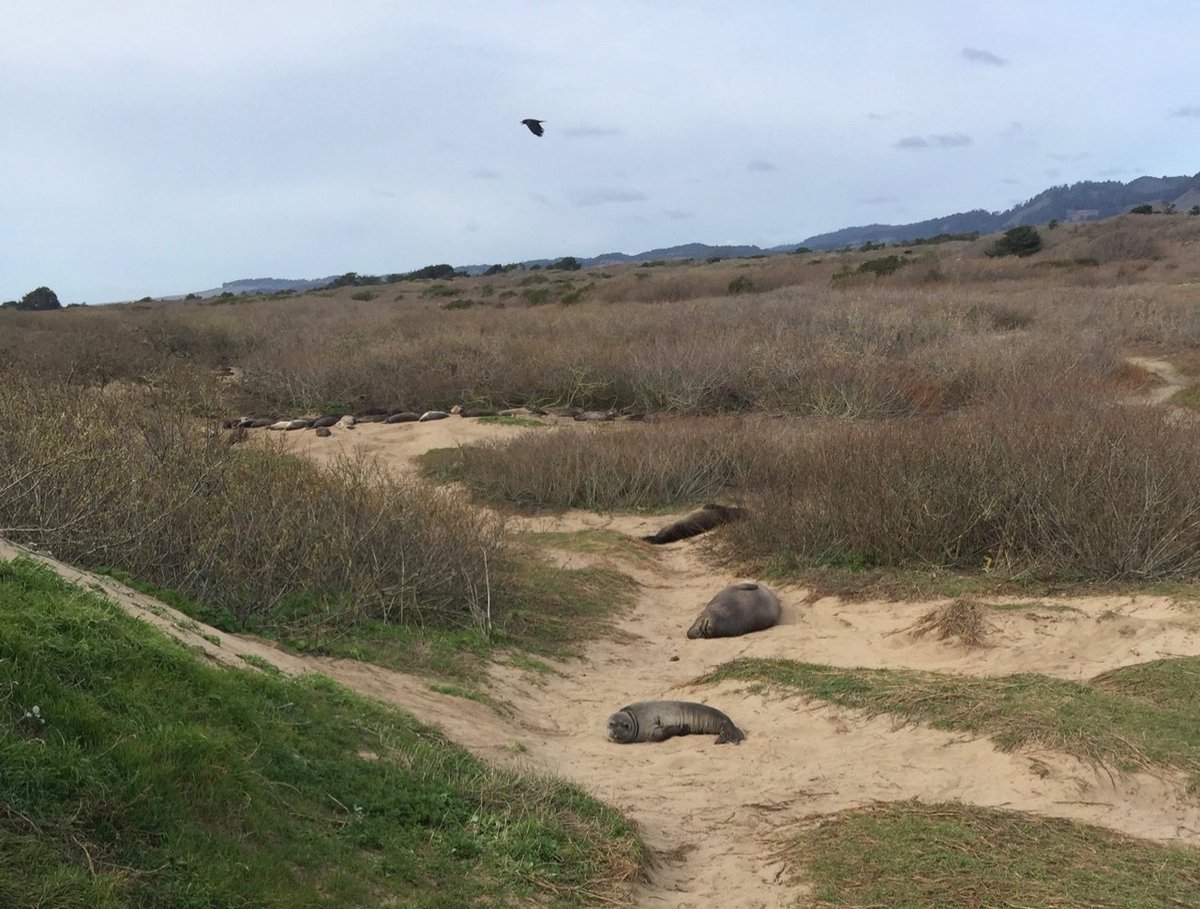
[{"left": 187, "top": 171, "right": 1199, "bottom": 297}]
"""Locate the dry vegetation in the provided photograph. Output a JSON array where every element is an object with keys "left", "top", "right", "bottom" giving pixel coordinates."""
[{"left": 4, "top": 213, "right": 1200, "bottom": 616}]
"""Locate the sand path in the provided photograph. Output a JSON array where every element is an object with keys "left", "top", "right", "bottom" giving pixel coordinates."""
[{"left": 10, "top": 390, "right": 1200, "bottom": 907}]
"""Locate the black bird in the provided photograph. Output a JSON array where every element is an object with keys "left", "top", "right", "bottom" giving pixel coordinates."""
[{"left": 521, "top": 118, "right": 545, "bottom": 137}]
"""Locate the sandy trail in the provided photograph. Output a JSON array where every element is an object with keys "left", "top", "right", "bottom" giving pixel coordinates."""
[
  {"left": 11, "top": 406, "right": 1200, "bottom": 907},
  {"left": 1127, "top": 355, "right": 1191, "bottom": 405}
]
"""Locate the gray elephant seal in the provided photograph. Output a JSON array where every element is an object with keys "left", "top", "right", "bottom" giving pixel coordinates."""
[
  {"left": 642, "top": 504, "right": 747, "bottom": 544},
  {"left": 687, "top": 582, "right": 781, "bottom": 639},
  {"left": 607, "top": 700, "right": 744, "bottom": 745},
  {"left": 419, "top": 410, "right": 449, "bottom": 422},
  {"left": 386, "top": 412, "right": 420, "bottom": 423}
]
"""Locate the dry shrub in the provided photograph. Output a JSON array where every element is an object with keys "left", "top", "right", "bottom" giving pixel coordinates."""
[
  {"left": 0, "top": 378, "right": 507, "bottom": 631},
  {"left": 1088, "top": 226, "right": 1163, "bottom": 262},
  {"left": 1, "top": 248, "right": 1189, "bottom": 418},
  {"left": 431, "top": 419, "right": 750, "bottom": 511},
  {"left": 720, "top": 397, "right": 1200, "bottom": 580},
  {"left": 910, "top": 599, "right": 992, "bottom": 647}
]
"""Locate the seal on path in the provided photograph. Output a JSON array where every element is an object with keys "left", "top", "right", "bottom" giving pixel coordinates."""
[
  {"left": 607, "top": 700, "right": 745, "bottom": 744},
  {"left": 687, "top": 582, "right": 781, "bottom": 639},
  {"left": 641, "top": 504, "right": 746, "bottom": 544}
]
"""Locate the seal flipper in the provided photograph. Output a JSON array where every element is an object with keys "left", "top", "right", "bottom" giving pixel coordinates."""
[
  {"left": 714, "top": 721, "right": 745, "bottom": 745},
  {"left": 651, "top": 723, "right": 692, "bottom": 741}
]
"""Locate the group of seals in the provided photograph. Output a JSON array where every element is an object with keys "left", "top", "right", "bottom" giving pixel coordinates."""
[
  {"left": 641, "top": 504, "right": 747, "bottom": 544},
  {"left": 608, "top": 505, "right": 786, "bottom": 746},
  {"left": 607, "top": 700, "right": 745, "bottom": 745}
]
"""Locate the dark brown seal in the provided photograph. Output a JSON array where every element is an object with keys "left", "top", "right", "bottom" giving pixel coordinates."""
[
  {"left": 311, "top": 414, "right": 342, "bottom": 428},
  {"left": 641, "top": 504, "right": 747, "bottom": 544},
  {"left": 687, "top": 582, "right": 781, "bottom": 639},
  {"left": 386, "top": 412, "right": 420, "bottom": 423},
  {"left": 607, "top": 700, "right": 744, "bottom": 744}
]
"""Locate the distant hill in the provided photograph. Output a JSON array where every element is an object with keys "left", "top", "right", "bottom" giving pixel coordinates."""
[
  {"left": 193, "top": 171, "right": 1199, "bottom": 296},
  {"left": 183, "top": 276, "right": 338, "bottom": 299},
  {"left": 794, "top": 173, "right": 1200, "bottom": 250}
]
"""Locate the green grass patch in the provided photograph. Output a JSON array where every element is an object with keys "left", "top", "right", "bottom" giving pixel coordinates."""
[
  {"left": 792, "top": 800, "right": 1200, "bottom": 908},
  {"left": 281, "top": 618, "right": 495, "bottom": 684},
  {"left": 428, "top": 683, "right": 500, "bottom": 708},
  {"left": 506, "top": 653, "right": 559, "bottom": 676},
  {"left": 500, "top": 559, "right": 638, "bottom": 658},
  {"left": 520, "top": 529, "right": 660, "bottom": 568},
  {"left": 704, "top": 657, "right": 1200, "bottom": 786},
  {"left": 1091, "top": 656, "right": 1200, "bottom": 713},
  {"left": 0, "top": 556, "right": 643, "bottom": 907}
]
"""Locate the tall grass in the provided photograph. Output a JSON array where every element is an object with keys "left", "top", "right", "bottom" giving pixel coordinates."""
[
  {"left": 8, "top": 233, "right": 1191, "bottom": 417},
  {"left": 722, "top": 398, "right": 1200, "bottom": 580},
  {"left": 430, "top": 394, "right": 1200, "bottom": 582}
]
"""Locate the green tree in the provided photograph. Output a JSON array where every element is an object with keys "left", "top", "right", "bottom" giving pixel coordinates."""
[
  {"left": 17, "top": 286, "right": 62, "bottom": 310},
  {"left": 1130, "top": 204, "right": 1154, "bottom": 215},
  {"left": 985, "top": 226, "right": 1043, "bottom": 258}
]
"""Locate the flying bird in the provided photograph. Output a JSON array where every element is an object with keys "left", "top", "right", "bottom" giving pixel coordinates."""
[{"left": 521, "top": 118, "right": 545, "bottom": 137}]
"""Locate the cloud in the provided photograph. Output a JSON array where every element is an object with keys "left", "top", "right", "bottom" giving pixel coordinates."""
[
  {"left": 1049, "top": 152, "right": 1088, "bottom": 163},
  {"left": 746, "top": 159, "right": 777, "bottom": 172},
  {"left": 561, "top": 126, "right": 623, "bottom": 137},
  {"left": 569, "top": 187, "right": 647, "bottom": 206},
  {"left": 471, "top": 168, "right": 501, "bottom": 179},
  {"left": 857, "top": 195, "right": 899, "bottom": 205},
  {"left": 1169, "top": 105, "right": 1200, "bottom": 118},
  {"left": 528, "top": 192, "right": 553, "bottom": 207},
  {"left": 894, "top": 133, "right": 972, "bottom": 150},
  {"left": 962, "top": 47, "right": 1008, "bottom": 66},
  {"left": 663, "top": 209, "right": 694, "bottom": 220}
]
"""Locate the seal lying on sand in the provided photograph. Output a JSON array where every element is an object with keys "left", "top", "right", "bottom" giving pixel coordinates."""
[
  {"left": 641, "top": 504, "right": 747, "bottom": 544},
  {"left": 687, "top": 582, "right": 781, "bottom": 639},
  {"left": 607, "top": 700, "right": 745, "bottom": 744}
]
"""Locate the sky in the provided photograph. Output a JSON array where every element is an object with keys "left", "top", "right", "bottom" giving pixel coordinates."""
[{"left": 3, "top": 1, "right": 1199, "bottom": 304}]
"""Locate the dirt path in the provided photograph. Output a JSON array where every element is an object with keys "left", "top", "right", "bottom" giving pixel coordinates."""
[
  {"left": 1127, "top": 355, "right": 1190, "bottom": 405},
  {"left": 11, "top": 396, "right": 1200, "bottom": 907}
]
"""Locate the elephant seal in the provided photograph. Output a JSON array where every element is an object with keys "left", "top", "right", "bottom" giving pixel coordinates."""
[
  {"left": 311, "top": 414, "right": 342, "bottom": 429},
  {"left": 641, "top": 504, "right": 747, "bottom": 544},
  {"left": 574, "top": 410, "right": 616, "bottom": 422},
  {"left": 687, "top": 582, "right": 781, "bottom": 639},
  {"left": 314, "top": 426, "right": 332, "bottom": 438},
  {"left": 419, "top": 410, "right": 449, "bottom": 422},
  {"left": 460, "top": 406, "right": 498, "bottom": 418},
  {"left": 386, "top": 412, "right": 420, "bottom": 423},
  {"left": 607, "top": 700, "right": 744, "bottom": 745}
]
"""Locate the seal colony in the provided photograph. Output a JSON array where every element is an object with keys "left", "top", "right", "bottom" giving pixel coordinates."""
[{"left": 607, "top": 700, "right": 745, "bottom": 745}]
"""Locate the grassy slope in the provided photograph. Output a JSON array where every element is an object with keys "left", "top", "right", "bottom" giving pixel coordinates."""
[{"left": 0, "top": 557, "right": 642, "bottom": 908}]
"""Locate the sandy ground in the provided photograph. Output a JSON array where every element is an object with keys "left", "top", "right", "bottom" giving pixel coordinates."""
[{"left": 10, "top": 393, "right": 1200, "bottom": 908}]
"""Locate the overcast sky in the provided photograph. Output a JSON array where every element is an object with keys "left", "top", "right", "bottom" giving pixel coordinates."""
[{"left": 4, "top": 1, "right": 1199, "bottom": 303}]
